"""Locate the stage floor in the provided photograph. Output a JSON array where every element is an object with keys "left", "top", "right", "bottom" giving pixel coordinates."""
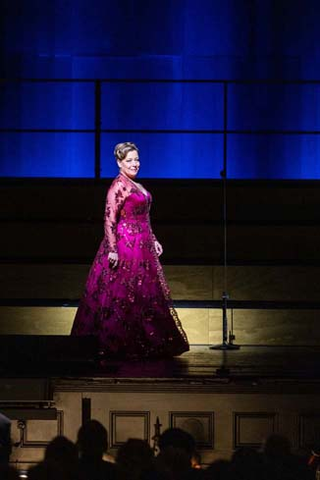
[
  {"left": 95, "top": 345, "right": 320, "bottom": 380},
  {"left": 2, "top": 343, "right": 320, "bottom": 381}
]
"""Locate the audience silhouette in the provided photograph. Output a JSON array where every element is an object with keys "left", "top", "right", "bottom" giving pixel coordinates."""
[
  {"left": 0, "top": 412, "right": 12, "bottom": 466},
  {"left": 156, "top": 428, "right": 202, "bottom": 480},
  {"left": 28, "top": 436, "right": 79, "bottom": 480},
  {"left": 115, "top": 438, "right": 155, "bottom": 480},
  {"left": 21, "top": 422, "right": 316, "bottom": 480},
  {"left": 0, "top": 412, "right": 20, "bottom": 480},
  {"left": 77, "top": 419, "right": 116, "bottom": 480}
]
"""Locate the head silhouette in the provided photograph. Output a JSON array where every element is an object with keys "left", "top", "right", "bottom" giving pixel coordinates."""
[
  {"left": 45, "top": 435, "right": 78, "bottom": 463},
  {"left": 263, "top": 434, "right": 291, "bottom": 459},
  {"left": 116, "top": 438, "right": 154, "bottom": 480},
  {"left": 77, "top": 420, "right": 108, "bottom": 459},
  {"left": 158, "top": 428, "right": 196, "bottom": 461}
]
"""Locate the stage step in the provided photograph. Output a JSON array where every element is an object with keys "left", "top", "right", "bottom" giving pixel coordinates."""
[
  {"left": 1, "top": 263, "right": 320, "bottom": 301},
  {"left": 0, "top": 305, "right": 320, "bottom": 345}
]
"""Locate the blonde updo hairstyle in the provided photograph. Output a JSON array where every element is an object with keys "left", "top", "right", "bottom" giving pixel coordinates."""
[{"left": 114, "top": 142, "right": 139, "bottom": 164}]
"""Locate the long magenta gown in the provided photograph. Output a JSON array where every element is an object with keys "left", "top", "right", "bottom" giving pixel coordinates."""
[{"left": 71, "top": 172, "right": 189, "bottom": 358}]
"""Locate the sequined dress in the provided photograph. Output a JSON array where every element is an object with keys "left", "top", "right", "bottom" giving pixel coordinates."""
[{"left": 71, "top": 173, "right": 189, "bottom": 358}]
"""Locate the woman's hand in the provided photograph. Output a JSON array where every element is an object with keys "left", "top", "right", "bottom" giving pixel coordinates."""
[
  {"left": 154, "top": 240, "right": 163, "bottom": 256},
  {"left": 108, "top": 251, "right": 119, "bottom": 268}
]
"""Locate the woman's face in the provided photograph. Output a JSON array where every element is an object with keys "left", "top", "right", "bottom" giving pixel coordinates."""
[{"left": 118, "top": 149, "right": 140, "bottom": 179}]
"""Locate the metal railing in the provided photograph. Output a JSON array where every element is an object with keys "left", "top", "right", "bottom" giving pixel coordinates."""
[{"left": 1, "top": 77, "right": 320, "bottom": 179}]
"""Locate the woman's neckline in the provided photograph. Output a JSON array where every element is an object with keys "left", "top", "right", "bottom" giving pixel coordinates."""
[{"left": 119, "top": 172, "right": 148, "bottom": 197}]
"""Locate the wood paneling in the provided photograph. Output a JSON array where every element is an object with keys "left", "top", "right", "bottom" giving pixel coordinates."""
[
  {"left": 110, "top": 411, "right": 150, "bottom": 448},
  {"left": 11, "top": 411, "right": 63, "bottom": 449},
  {"left": 170, "top": 412, "right": 214, "bottom": 449},
  {"left": 299, "top": 413, "right": 320, "bottom": 451},
  {"left": 1, "top": 306, "right": 320, "bottom": 345},
  {"left": 2, "top": 223, "right": 320, "bottom": 262},
  {"left": 1, "top": 180, "right": 320, "bottom": 223},
  {"left": 233, "top": 412, "right": 278, "bottom": 449},
  {"left": 2, "top": 179, "right": 320, "bottom": 263},
  {"left": 2, "top": 264, "right": 320, "bottom": 301}
]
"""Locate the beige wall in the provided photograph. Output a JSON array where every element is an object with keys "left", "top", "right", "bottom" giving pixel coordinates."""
[{"left": 5, "top": 379, "right": 320, "bottom": 469}]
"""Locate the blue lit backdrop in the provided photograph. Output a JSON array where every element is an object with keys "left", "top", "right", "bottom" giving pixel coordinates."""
[{"left": 1, "top": 0, "right": 320, "bottom": 178}]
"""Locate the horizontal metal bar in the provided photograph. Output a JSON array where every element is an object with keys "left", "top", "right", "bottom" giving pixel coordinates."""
[
  {"left": 0, "top": 177, "right": 319, "bottom": 186},
  {"left": 2, "top": 78, "right": 320, "bottom": 85},
  {"left": 0, "top": 129, "right": 95, "bottom": 133},
  {"left": 0, "top": 400, "right": 54, "bottom": 405},
  {"left": 228, "top": 129, "right": 320, "bottom": 135},
  {"left": 1, "top": 218, "right": 320, "bottom": 227},
  {"left": 175, "top": 300, "right": 320, "bottom": 310},
  {"left": 1, "top": 298, "right": 320, "bottom": 309},
  {"left": 0, "top": 409, "right": 57, "bottom": 421},
  {"left": 1, "top": 128, "right": 320, "bottom": 135},
  {"left": 101, "top": 129, "right": 223, "bottom": 134},
  {"left": 0, "top": 256, "right": 320, "bottom": 266},
  {"left": 101, "top": 129, "right": 320, "bottom": 135}
]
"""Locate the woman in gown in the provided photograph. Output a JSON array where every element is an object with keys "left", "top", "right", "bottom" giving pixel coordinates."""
[{"left": 71, "top": 142, "right": 189, "bottom": 358}]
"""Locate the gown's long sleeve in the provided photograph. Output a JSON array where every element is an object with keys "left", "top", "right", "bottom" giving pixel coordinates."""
[{"left": 104, "top": 177, "right": 128, "bottom": 253}]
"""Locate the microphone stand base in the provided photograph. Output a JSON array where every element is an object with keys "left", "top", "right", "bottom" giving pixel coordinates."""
[{"left": 209, "top": 342, "right": 240, "bottom": 350}]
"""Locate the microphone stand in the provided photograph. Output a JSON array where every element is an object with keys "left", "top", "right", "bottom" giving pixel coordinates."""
[{"left": 210, "top": 83, "right": 240, "bottom": 351}]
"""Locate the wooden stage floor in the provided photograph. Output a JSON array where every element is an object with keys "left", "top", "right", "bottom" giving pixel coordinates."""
[
  {"left": 1, "top": 340, "right": 320, "bottom": 382},
  {"left": 96, "top": 345, "right": 320, "bottom": 381}
]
